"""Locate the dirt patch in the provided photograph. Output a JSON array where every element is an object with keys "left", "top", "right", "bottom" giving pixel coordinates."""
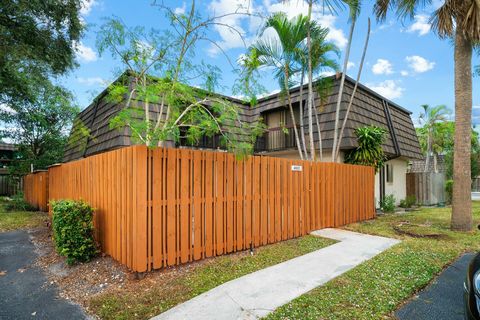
[
  {"left": 392, "top": 222, "right": 448, "bottom": 239},
  {"left": 28, "top": 222, "right": 231, "bottom": 317},
  {"left": 29, "top": 224, "right": 130, "bottom": 315}
]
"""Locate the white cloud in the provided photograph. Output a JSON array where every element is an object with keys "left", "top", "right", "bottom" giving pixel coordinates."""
[
  {"left": 400, "top": 70, "right": 409, "bottom": 76},
  {"left": 367, "top": 80, "right": 404, "bottom": 100},
  {"left": 372, "top": 59, "right": 394, "bottom": 75},
  {"left": 76, "top": 42, "right": 97, "bottom": 62},
  {"left": 0, "top": 103, "right": 16, "bottom": 114},
  {"left": 80, "top": 0, "right": 97, "bottom": 15},
  {"left": 406, "top": 55, "right": 435, "bottom": 73},
  {"left": 174, "top": 2, "right": 186, "bottom": 15},
  {"left": 206, "top": 0, "right": 348, "bottom": 56},
  {"left": 77, "top": 77, "right": 106, "bottom": 86},
  {"left": 207, "top": 0, "right": 258, "bottom": 56},
  {"left": 407, "top": 15, "right": 431, "bottom": 36},
  {"left": 347, "top": 61, "right": 355, "bottom": 70}
]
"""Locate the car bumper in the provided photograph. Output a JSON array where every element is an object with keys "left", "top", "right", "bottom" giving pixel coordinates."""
[{"left": 464, "top": 282, "right": 480, "bottom": 320}]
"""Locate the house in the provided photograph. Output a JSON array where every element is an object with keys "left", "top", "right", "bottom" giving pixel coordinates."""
[{"left": 64, "top": 72, "right": 422, "bottom": 206}]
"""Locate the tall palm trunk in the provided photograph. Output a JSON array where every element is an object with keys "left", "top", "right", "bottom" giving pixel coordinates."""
[
  {"left": 284, "top": 68, "right": 304, "bottom": 160},
  {"left": 335, "top": 18, "right": 370, "bottom": 160},
  {"left": 451, "top": 27, "right": 473, "bottom": 231},
  {"left": 424, "top": 132, "right": 431, "bottom": 172},
  {"left": 331, "top": 17, "right": 356, "bottom": 162},
  {"left": 298, "top": 70, "right": 308, "bottom": 157},
  {"left": 306, "top": 0, "right": 315, "bottom": 161},
  {"left": 314, "top": 102, "right": 323, "bottom": 161}
]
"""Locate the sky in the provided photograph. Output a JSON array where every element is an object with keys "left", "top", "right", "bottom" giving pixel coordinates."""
[{"left": 65, "top": 0, "right": 480, "bottom": 126}]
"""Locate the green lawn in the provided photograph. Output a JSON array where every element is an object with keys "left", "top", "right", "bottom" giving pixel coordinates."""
[
  {"left": 89, "top": 235, "right": 336, "bottom": 320},
  {"left": 266, "top": 203, "right": 480, "bottom": 320},
  {"left": 0, "top": 198, "right": 47, "bottom": 232}
]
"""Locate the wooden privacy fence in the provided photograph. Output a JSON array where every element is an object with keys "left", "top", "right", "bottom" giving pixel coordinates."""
[
  {"left": 25, "top": 145, "right": 375, "bottom": 272},
  {"left": 23, "top": 171, "right": 48, "bottom": 211},
  {"left": 406, "top": 172, "right": 446, "bottom": 205}
]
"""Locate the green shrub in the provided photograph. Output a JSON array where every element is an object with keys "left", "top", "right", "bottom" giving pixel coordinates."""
[
  {"left": 379, "top": 194, "right": 396, "bottom": 213},
  {"left": 399, "top": 195, "right": 416, "bottom": 208},
  {"left": 445, "top": 180, "right": 453, "bottom": 204},
  {"left": 51, "top": 199, "right": 98, "bottom": 265},
  {"left": 5, "top": 192, "right": 35, "bottom": 212}
]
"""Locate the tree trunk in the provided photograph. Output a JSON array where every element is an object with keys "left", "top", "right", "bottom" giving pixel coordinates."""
[
  {"left": 314, "top": 103, "right": 323, "bottom": 161},
  {"left": 307, "top": 0, "right": 315, "bottom": 161},
  {"left": 284, "top": 68, "right": 304, "bottom": 160},
  {"left": 331, "top": 17, "right": 356, "bottom": 162},
  {"left": 424, "top": 132, "right": 431, "bottom": 172},
  {"left": 298, "top": 70, "right": 308, "bottom": 158},
  {"left": 451, "top": 27, "right": 473, "bottom": 231},
  {"left": 335, "top": 18, "right": 370, "bottom": 160}
]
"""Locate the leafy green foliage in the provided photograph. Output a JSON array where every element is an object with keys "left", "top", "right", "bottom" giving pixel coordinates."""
[
  {"left": 0, "top": 83, "right": 79, "bottom": 177},
  {"left": 97, "top": 9, "right": 264, "bottom": 158},
  {"left": 4, "top": 192, "right": 35, "bottom": 212},
  {"left": 51, "top": 200, "right": 98, "bottom": 265},
  {"left": 345, "top": 125, "right": 387, "bottom": 172},
  {"left": 0, "top": 0, "right": 83, "bottom": 104},
  {"left": 379, "top": 194, "right": 396, "bottom": 213},
  {"left": 399, "top": 195, "right": 416, "bottom": 208}
]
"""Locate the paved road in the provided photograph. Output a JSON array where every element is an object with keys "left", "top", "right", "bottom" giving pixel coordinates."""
[
  {"left": 395, "top": 253, "right": 474, "bottom": 320},
  {"left": 0, "top": 230, "right": 87, "bottom": 320},
  {"left": 152, "top": 228, "right": 401, "bottom": 320}
]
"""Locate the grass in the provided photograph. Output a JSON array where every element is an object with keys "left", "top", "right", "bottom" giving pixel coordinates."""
[
  {"left": 266, "top": 203, "right": 480, "bottom": 320},
  {"left": 0, "top": 198, "right": 47, "bottom": 232},
  {"left": 88, "top": 235, "right": 336, "bottom": 320}
]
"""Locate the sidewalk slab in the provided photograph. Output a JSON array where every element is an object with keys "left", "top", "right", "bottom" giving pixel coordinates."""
[{"left": 151, "top": 228, "right": 400, "bottom": 320}]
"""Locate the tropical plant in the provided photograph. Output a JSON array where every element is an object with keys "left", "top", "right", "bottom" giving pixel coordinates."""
[
  {"left": 345, "top": 125, "right": 387, "bottom": 172},
  {"left": 295, "top": 23, "right": 340, "bottom": 160},
  {"left": 249, "top": 12, "right": 313, "bottom": 159},
  {"left": 417, "top": 104, "right": 451, "bottom": 172},
  {"left": 97, "top": 3, "right": 263, "bottom": 157},
  {"left": 331, "top": 0, "right": 362, "bottom": 161},
  {"left": 373, "top": 0, "right": 480, "bottom": 231},
  {"left": 379, "top": 194, "right": 396, "bottom": 213}
]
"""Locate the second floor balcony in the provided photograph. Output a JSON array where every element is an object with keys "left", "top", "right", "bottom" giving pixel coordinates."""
[{"left": 255, "top": 126, "right": 299, "bottom": 152}]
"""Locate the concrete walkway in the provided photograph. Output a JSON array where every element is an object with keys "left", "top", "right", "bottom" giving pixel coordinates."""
[{"left": 151, "top": 228, "right": 400, "bottom": 320}]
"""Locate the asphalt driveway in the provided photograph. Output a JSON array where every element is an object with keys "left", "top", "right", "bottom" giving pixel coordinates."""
[
  {"left": 395, "top": 253, "right": 474, "bottom": 320},
  {"left": 0, "top": 230, "right": 87, "bottom": 320}
]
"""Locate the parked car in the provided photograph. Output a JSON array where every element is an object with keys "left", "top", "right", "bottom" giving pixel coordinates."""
[{"left": 465, "top": 251, "right": 480, "bottom": 319}]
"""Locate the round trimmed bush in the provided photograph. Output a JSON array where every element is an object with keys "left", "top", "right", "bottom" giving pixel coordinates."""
[{"left": 51, "top": 199, "right": 98, "bottom": 264}]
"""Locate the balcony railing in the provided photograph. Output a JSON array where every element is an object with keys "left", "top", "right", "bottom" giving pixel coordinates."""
[{"left": 255, "top": 126, "right": 299, "bottom": 152}]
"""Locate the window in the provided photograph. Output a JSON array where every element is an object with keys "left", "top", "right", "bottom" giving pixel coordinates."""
[{"left": 386, "top": 164, "right": 394, "bottom": 183}]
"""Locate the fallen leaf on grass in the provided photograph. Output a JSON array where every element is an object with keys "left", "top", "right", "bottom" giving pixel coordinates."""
[
  {"left": 17, "top": 268, "right": 26, "bottom": 273},
  {"left": 0, "top": 270, "right": 6, "bottom": 276}
]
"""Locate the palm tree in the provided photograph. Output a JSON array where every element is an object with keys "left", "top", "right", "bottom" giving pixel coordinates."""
[
  {"left": 373, "top": 1, "right": 480, "bottom": 231},
  {"left": 418, "top": 104, "right": 450, "bottom": 173},
  {"left": 250, "top": 12, "right": 312, "bottom": 159},
  {"left": 295, "top": 25, "right": 340, "bottom": 160},
  {"left": 331, "top": 0, "right": 362, "bottom": 162}
]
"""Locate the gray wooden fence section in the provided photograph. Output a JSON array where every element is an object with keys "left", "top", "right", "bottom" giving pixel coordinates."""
[
  {"left": 406, "top": 172, "right": 446, "bottom": 206},
  {"left": 0, "top": 175, "right": 22, "bottom": 196}
]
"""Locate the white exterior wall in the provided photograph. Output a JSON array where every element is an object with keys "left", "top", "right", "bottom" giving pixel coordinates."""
[{"left": 374, "top": 157, "right": 408, "bottom": 207}]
